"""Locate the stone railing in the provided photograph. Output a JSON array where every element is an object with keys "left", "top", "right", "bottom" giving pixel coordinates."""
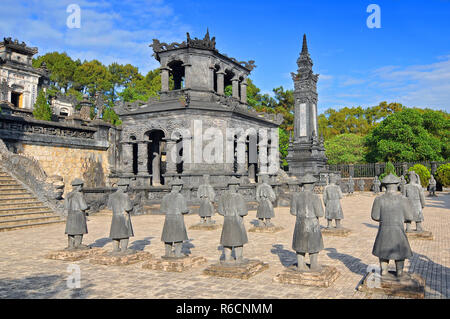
[{"left": 0, "top": 138, "right": 65, "bottom": 215}]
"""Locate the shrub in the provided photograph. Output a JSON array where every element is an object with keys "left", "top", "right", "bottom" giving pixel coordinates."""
[
  {"left": 33, "top": 89, "right": 53, "bottom": 121},
  {"left": 408, "top": 164, "right": 431, "bottom": 187},
  {"left": 379, "top": 161, "right": 397, "bottom": 180},
  {"left": 436, "top": 163, "right": 450, "bottom": 187}
]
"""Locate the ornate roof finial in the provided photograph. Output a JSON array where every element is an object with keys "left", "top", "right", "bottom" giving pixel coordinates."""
[
  {"left": 205, "top": 28, "right": 210, "bottom": 41},
  {"left": 301, "top": 34, "right": 308, "bottom": 55}
]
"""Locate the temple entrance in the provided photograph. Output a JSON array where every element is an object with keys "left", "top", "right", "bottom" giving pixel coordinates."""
[
  {"left": 145, "top": 130, "right": 166, "bottom": 186},
  {"left": 11, "top": 92, "right": 23, "bottom": 108}
]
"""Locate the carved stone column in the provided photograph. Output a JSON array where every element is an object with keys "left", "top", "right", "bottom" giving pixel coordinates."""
[
  {"left": 160, "top": 67, "right": 170, "bottom": 92},
  {"left": 232, "top": 77, "right": 240, "bottom": 99},
  {"left": 240, "top": 78, "right": 248, "bottom": 104},
  {"left": 182, "top": 63, "right": 192, "bottom": 89},
  {"left": 164, "top": 138, "right": 178, "bottom": 174},
  {"left": 216, "top": 71, "right": 225, "bottom": 95},
  {"left": 137, "top": 140, "right": 150, "bottom": 176},
  {"left": 120, "top": 141, "right": 134, "bottom": 176}
]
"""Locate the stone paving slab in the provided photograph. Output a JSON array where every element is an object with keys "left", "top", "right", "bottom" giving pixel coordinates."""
[
  {"left": 0, "top": 192, "right": 449, "bottom": 299},
  {"left": 274, "top": 265, "right": 340, "bottom": 288}
]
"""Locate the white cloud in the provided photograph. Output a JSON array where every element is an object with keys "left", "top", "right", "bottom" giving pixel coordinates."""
[{"left": 0, "top": 0, "right": 191, "bottom": 74}]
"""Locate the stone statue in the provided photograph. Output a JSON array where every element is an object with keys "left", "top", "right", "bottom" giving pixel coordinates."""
[
  {"left": 160, "top": 178, "right": 189, "bottom": 258},
  {"left": 64, "top": 178, "right": 89, "bottom": 250},
  {"left": 152, "top": 150, "right": 161, "bottom": 186},
  {"left": 428, "top": 175, "right": 437, "bottom": 197},
  {"left": 255, "top": 174, "right": 276, "bottom": 227},
  {"left": 373, "top": 176, "right": 381, "bottom": 194},
  {"left": 371, "top": 174, "right": 413, "bottom": 277},
  {"left": 358, "top": 179, "right": 365, "bottom": 192},
  {"left": 197, "top": 174, "right": 216, "bottom": 224},
  {"left": 107, "top": 179, "right": 134, "bottom": 254},
  {"left": 404, "top": 171, "right": 426, "bottom": 233},
  {"left": 348, "top": 176, "right": 354, "bottom": 194},
  {"left": 323, "top": 173, "right": 344, "bottom": 229},
  {"left": 290, "top": 173, "right": 324, "bottom": 271},
  {"left": 217, "top": 177, "right": 248, "bottom": 264},
  {"left": 399, "top": 175, "right": 406, "bottom": 195}
]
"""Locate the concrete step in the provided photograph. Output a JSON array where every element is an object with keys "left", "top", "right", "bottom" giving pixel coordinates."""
[
  {"left": 0, "top": 211, "right": 55, "bottom": 221},
  {"left": 0, "top": 188, "right": 28, "bottom": 194},
  {"left": 0, "top": 215, "right": 62, "bottom": 227},
  {"left": 0, "top": 196, "right": 37, "bottom": 203},
  {"left": 0, "top": 192, "right": 33, "bottom": 199},
  {"left": 0, "top": 193, "right": 37, "bottom": 203},
  {"left": 0, "top": 206, "right": 51, "bottom": 213},
  {"left": 0, "top": 201, "right": 47, "bottom": 209},
  {"left": 0, "top": 220, "right": 64, "bottom": 232},
  {"left": 0, "top": 181, "right": 21, "bottom": 186}
]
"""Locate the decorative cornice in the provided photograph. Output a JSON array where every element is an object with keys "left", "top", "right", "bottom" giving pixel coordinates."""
[{"left": 1, "top": 37, "right": 38, "bottom": 56}]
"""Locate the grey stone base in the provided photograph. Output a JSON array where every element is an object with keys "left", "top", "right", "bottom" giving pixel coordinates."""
[
  {"left": 203, "top": 259, "right": 269, "bottom": 279},
  {"left": 406, "top": 231, "right": 434, "bottom": 240},
  {"left": 142, "top": 255, "right": 207, "bottom": 272},
  {"left": 273, "top": 265, "right": 340, "bottom": 288},
  {"left": 189, "top": 223, "right": 222, "bottom": 231},
  {"left": 45, "top": 247, "right": 106, "bottom": 261},
  {"left": 248, "top": 225, "right": 284, "bottom": 233},
  {"left": 89, "top": 251, "right": 153, "bottom": 266},
  {"left": 357, "top": 271, "right": 425, "bottom": 299},
  {"left": 321, "top": 227, "right": 351, "bottom": 237}
]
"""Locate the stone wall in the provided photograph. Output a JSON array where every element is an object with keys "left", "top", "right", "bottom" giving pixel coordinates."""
[{"left": 19, "top": 144, "right": 110, "bottom": 195}]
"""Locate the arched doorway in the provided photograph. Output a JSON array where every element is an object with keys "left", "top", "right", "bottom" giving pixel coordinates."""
[{"left": 145, "top": 130, "right": 166, "bottom": 186}]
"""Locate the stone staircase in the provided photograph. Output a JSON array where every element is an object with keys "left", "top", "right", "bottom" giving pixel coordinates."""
[{"left": 0, "top": 167, "right": 64, "bottom": 232}]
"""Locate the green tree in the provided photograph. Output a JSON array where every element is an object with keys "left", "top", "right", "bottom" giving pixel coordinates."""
[
  {"left": 436, "top": 163, "right": 450, "bottom": 187},
  {"left": 279, "top": 128, "right": 290, "bottom": 167},
  {"left": 33, "top": 89, "right": 53, "bottom": 121},
  {"left": 73, "top": 60, "right": 112, "bottom": 97},
  {"left": 324, "top": 133, "right": 366, "bottom": 164},
  {"left": 408, "top": 164, "right": 431, "bottom": 187},
  {"left": 365, "top": 108, "right": 446, "bottom": 162},
  {"left": 379, "top": 161, "right": 398, "bottom": 181}
]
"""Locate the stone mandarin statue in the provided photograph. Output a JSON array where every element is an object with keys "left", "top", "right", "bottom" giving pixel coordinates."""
[
  {"left": 255, "top": 174, "right": 277, "bottom": 227},
  {"left": 399, "top": 175, "right": 406, "bottom": 195},
  {"left": 348, "top": 176, "right": 354, "bottom": 194},
  {"left": 217, "top": 177, "right": 248, "bottom": 264},
  {"left": 197, "top": 174, "right": 216, "bottom": 224},
  {"left": 373, "top": 176, "right": 381, "bottom": 194},
  {"left": 428, "top": 175, "right": 437, "bottom": 197},
  {"left": 358, "top": 179, "right": 365, "bottom": 192},
  {"left": 404, "top": 171, "right": 426, "bottom": 233},
  {"left": 107, "top": 179, "right": 134, "bottom": 254},
  {"left": 290, "top": 173, "right": 324, "bottom": 271},
  {"left": 323, "top": 173, "right": 344, "bottom": 229},
  {"left": 64, "top": 178, "right": 89, "bottom": 250},
  {"left": 160, "top": 178, "right": 189, "bottom": 258},
  {"left": 371, "top": 174, "right": 414, "bottom": 277}
]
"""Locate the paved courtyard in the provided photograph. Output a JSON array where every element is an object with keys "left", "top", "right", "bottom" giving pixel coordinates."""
[{"left": 0, "top": 192, "right": 449, "bottom": 299}]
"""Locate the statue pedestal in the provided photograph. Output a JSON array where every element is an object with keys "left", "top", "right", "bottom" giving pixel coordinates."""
[
  {"left": 248, "top": 225, "right": 284, "bottom": 233},
  {"left": 357, "top": 271, "right": 425, "bottom": 299},
  {"left": 142, "top": 255, "right": 207, "bottom": 272},
  {"left": 321, "top": 227, "right": 351, "bottom": 237},
  {"left": 189, "top": 222, "right": 222, "bottom": 231},
  {"left": 406, "top": 231, "right": 434, "bottom": 240},
  {"left": 90, "top": 251, "right": 153, "bottom": 266},
  {"left": 273, "top": 265, "right": 340, "bottom": 288},
  {"left": 203, "top": 259, "right": 268, "bottom": 280},
  {"left": 45, "top": 247, "right": 106, "bottom": 261}
]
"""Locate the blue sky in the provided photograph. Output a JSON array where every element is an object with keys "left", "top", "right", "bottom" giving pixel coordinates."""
[{"left": 1, "top": 0, "right": 449, "bottom": 113}]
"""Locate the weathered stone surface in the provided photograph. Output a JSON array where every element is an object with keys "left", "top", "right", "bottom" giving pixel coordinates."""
[
  {"left": 89, "top": 251, "right": 152, "bottom": 266},
  {"left": 45, "top": 247, "right": 106, "bottom": 261},
  {"left": 406, "top": 231, "right": 434, "bottom": 240},
  {"left": 189, "top": 223, "right": 221, "bottom": 231},
  {"left": 203, "top": 259, "right": 269, "bottom": 279},
  {"left": 142, "top": 255, "right": 207, "bottom": 272},
  {"left": 321, "top": 227, "right": 351, "bottom": 237},
  {"left": 248, "top": 225, "right": 284, "bottom": 233},
  {"left": 357, "top": 271, "right": 425, "bottom": 299},
  {"left": 273, "top": 265, "right": 340, "bottom": 288}
]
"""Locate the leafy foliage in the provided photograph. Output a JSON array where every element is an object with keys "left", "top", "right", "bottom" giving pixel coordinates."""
[
  {"left": 324, "top": 133, "right": 366, "bottom": 164},
  {"left": 408, "top": 164, "right": 431, "bottom": 187},
  {"left": 33, "top": 89, "right": 53, "bottom": 121},
  {"left": 436, "top": 163, "right": 450, "bottom": 187},
  {"left": 365, "top": 108, "right": 448, "bottom": 162},
  {"left": 379, "top": 161, "right": 397, "bottom": 181}
]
